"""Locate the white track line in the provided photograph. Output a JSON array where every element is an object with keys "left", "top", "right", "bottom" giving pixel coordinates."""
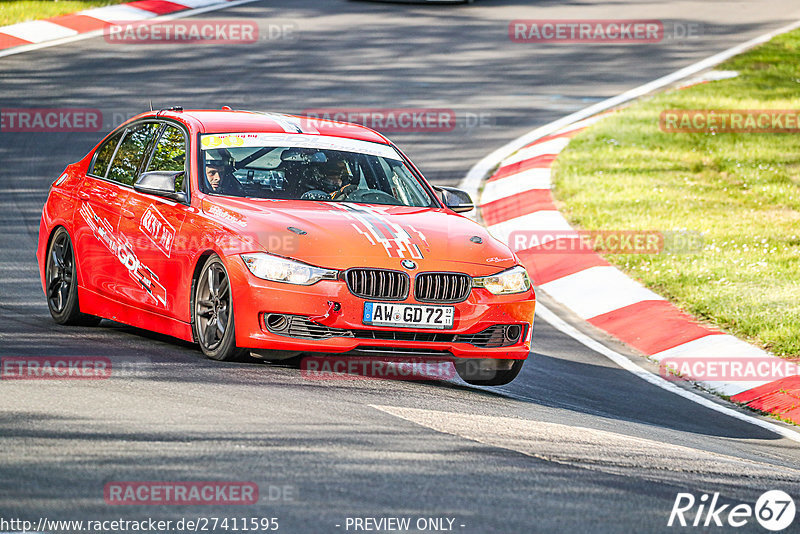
[
  {"left": 461, "top": 21, "right": 800, "bottom": 439},
  {"left": 459, "top": 18, "right": 800, "bottom": 201},
  {"left": 4, "top": 0, "right": 797, "bottom": 439},
  {"left": 0, "top": 0, "right": 262, "bottom": 60},
  {"left": 651, "top": 335, "right": 773, "bottom": 396},
  {"left": 536, "top": 303, "right": 800, "bottom": 442},
  {"left": 500, "top": 137, "right": 570, "bottom": 166}
]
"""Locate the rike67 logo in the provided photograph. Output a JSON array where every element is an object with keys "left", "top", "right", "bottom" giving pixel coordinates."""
[{"left": 669, "top": 490, "right": 795, "bottom": 531}]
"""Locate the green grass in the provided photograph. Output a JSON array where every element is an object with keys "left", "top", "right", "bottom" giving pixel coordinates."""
[
  {"left": 0, "top": 0, "right": 125, "bottom": 26},
  {"left": 552, "top": 28, "right": 800, "bottom": 358}
]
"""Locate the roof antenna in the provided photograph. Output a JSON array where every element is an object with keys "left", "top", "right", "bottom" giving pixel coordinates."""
[{"left": 149, "top": 100, "right": 153, "bottom": 112}]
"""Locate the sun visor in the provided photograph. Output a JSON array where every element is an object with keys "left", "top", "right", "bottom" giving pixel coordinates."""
[{"left": 200, "top": 133, "right": 400, "bottom": 160}]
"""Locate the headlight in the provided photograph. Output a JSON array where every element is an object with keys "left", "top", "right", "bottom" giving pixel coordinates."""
[
  {"left": 472, "top": 265, "right": 531, "bottom": 295},
  {"left": 241, "top": 253, "right": 338, "bottom": 285}
]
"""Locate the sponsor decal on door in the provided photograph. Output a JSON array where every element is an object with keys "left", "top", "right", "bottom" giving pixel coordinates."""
[
  {"left": 140, "top": 204, "right": 176, "bottom": 258},
  {"left": 80, "top": 203, "right": 167, "bottom": 307}
]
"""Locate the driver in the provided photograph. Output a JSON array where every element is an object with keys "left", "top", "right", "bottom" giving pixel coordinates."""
[
  {"left": 301, "top": 154, "right": 356, "bottom": 200},
  {"left": 319, "top": 158, "right": 352, "bottom": 198}
]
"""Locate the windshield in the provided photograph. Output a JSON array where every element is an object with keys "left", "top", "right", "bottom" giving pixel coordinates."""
[{"left": 199, "top": 133, "right": 436, "bottom": 207}]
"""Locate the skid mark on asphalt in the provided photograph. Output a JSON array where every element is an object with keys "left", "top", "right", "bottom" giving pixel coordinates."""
[{"left": 371, "top": 405, "right": 800, "bottom": 488}]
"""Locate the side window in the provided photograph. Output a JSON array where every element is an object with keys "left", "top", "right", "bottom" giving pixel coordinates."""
[
  {"left": 107, "top": 123, "right": 159, "bottom": 186},
  {"left": 89, "top": 130, "right": 123, "bottom": 178},
  {"left": 146, "top": 125, "right": 187, "bottom": 193}
]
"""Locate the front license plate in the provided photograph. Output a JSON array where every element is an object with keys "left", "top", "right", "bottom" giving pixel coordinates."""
[{"left": 363, "top": 302, "right": 454, "bottom": 329}]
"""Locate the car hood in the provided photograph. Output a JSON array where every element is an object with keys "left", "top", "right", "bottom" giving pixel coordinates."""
[{"left": 202, "top": 198, "right": 517, "bottom": 276}]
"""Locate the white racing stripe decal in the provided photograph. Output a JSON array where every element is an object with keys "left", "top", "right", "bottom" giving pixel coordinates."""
[
  {"left": 256, "top": 112, "right": 320, "bottom": 135},
  {"left": 333, "top": 204, "right": 428, "bottom": 259},
  {"left": 257, "top": 112, "right": 303, "bottom": 133}
]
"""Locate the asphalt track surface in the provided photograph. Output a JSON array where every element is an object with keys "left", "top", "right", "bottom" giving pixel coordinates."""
[{"left": 2, "top": 1, "right": 800, "bottom": 533}]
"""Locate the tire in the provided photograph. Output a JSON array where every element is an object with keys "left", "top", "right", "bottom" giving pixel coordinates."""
[
  {"left": 192, "top": 254, "right": 248, "bottom": 361},
  {"left": 454, "top": 358, "right": 525, "bottom": 386},
  {"left": 45, "top": 227, "right": 102, "bottom": 326}
]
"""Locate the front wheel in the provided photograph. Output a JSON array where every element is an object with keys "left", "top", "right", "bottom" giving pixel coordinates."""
[
  {"left": 192, "top": 255, "right": 247, "bottom": 361},
  {"left": 45, "top": 227, "right": 101, "bottom": 326},
  {"left": 454, "top": 358, "right": 525, "bottom": 386}
]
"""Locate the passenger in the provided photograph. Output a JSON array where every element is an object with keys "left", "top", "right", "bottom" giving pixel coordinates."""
[{"left": 204, "top": 159, "right": 244, "bottom": 195}]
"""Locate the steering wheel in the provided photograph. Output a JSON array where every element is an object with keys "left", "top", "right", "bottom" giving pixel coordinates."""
[
  {"left": 330, "top": 184, "right": 358, "bottom": 201},
  {"left": 346, "top": 189, "right": 400, "bottom": 205},
  {"left": 300, "top": 189, "right": 331, "bottom": 201}
]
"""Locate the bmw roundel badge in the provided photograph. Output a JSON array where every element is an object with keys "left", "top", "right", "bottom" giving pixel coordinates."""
[{"left": 401, "top": 259, "right": 417, "bottom": 270}]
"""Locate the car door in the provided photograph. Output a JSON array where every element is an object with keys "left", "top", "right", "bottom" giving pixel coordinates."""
[
  {"left": 118, "top": 122, "right": 189, "bottom": 318},
  {"left": 75, "top": 121, "right": 160, "bottom": 303},
  {"left": 74, "top": 128, "right": 126, "bottom": 299}
]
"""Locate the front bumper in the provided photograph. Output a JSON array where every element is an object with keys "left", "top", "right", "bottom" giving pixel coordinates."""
[{"left": 228, "top": 257, "right": 536, "bottom": 360}]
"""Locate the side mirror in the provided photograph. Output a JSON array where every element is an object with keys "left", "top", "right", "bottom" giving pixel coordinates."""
[
  {"left": 134, "top": 171, "right": 187, "bottom": 203},
  {"left": 437, "top": 186, "right": 474, "bottom": 213}
]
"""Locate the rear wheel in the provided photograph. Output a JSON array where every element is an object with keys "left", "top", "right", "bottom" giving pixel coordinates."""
[
  {"left": 454, "top": 358, "right": 525, "bottom": 386},
  {"left": 193, "top": 255, "right": 247, "bottom": 361},
  {"left": 45, "top": 227, "right": 101, "bottom": 326}
]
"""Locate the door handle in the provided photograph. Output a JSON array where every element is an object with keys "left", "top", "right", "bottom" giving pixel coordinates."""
[
  {"left": 78, "top": 190, "right": 90, "bottom": 200},
  {"left": 121, "top": 208, "right": 136, "bottom": 219}
]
